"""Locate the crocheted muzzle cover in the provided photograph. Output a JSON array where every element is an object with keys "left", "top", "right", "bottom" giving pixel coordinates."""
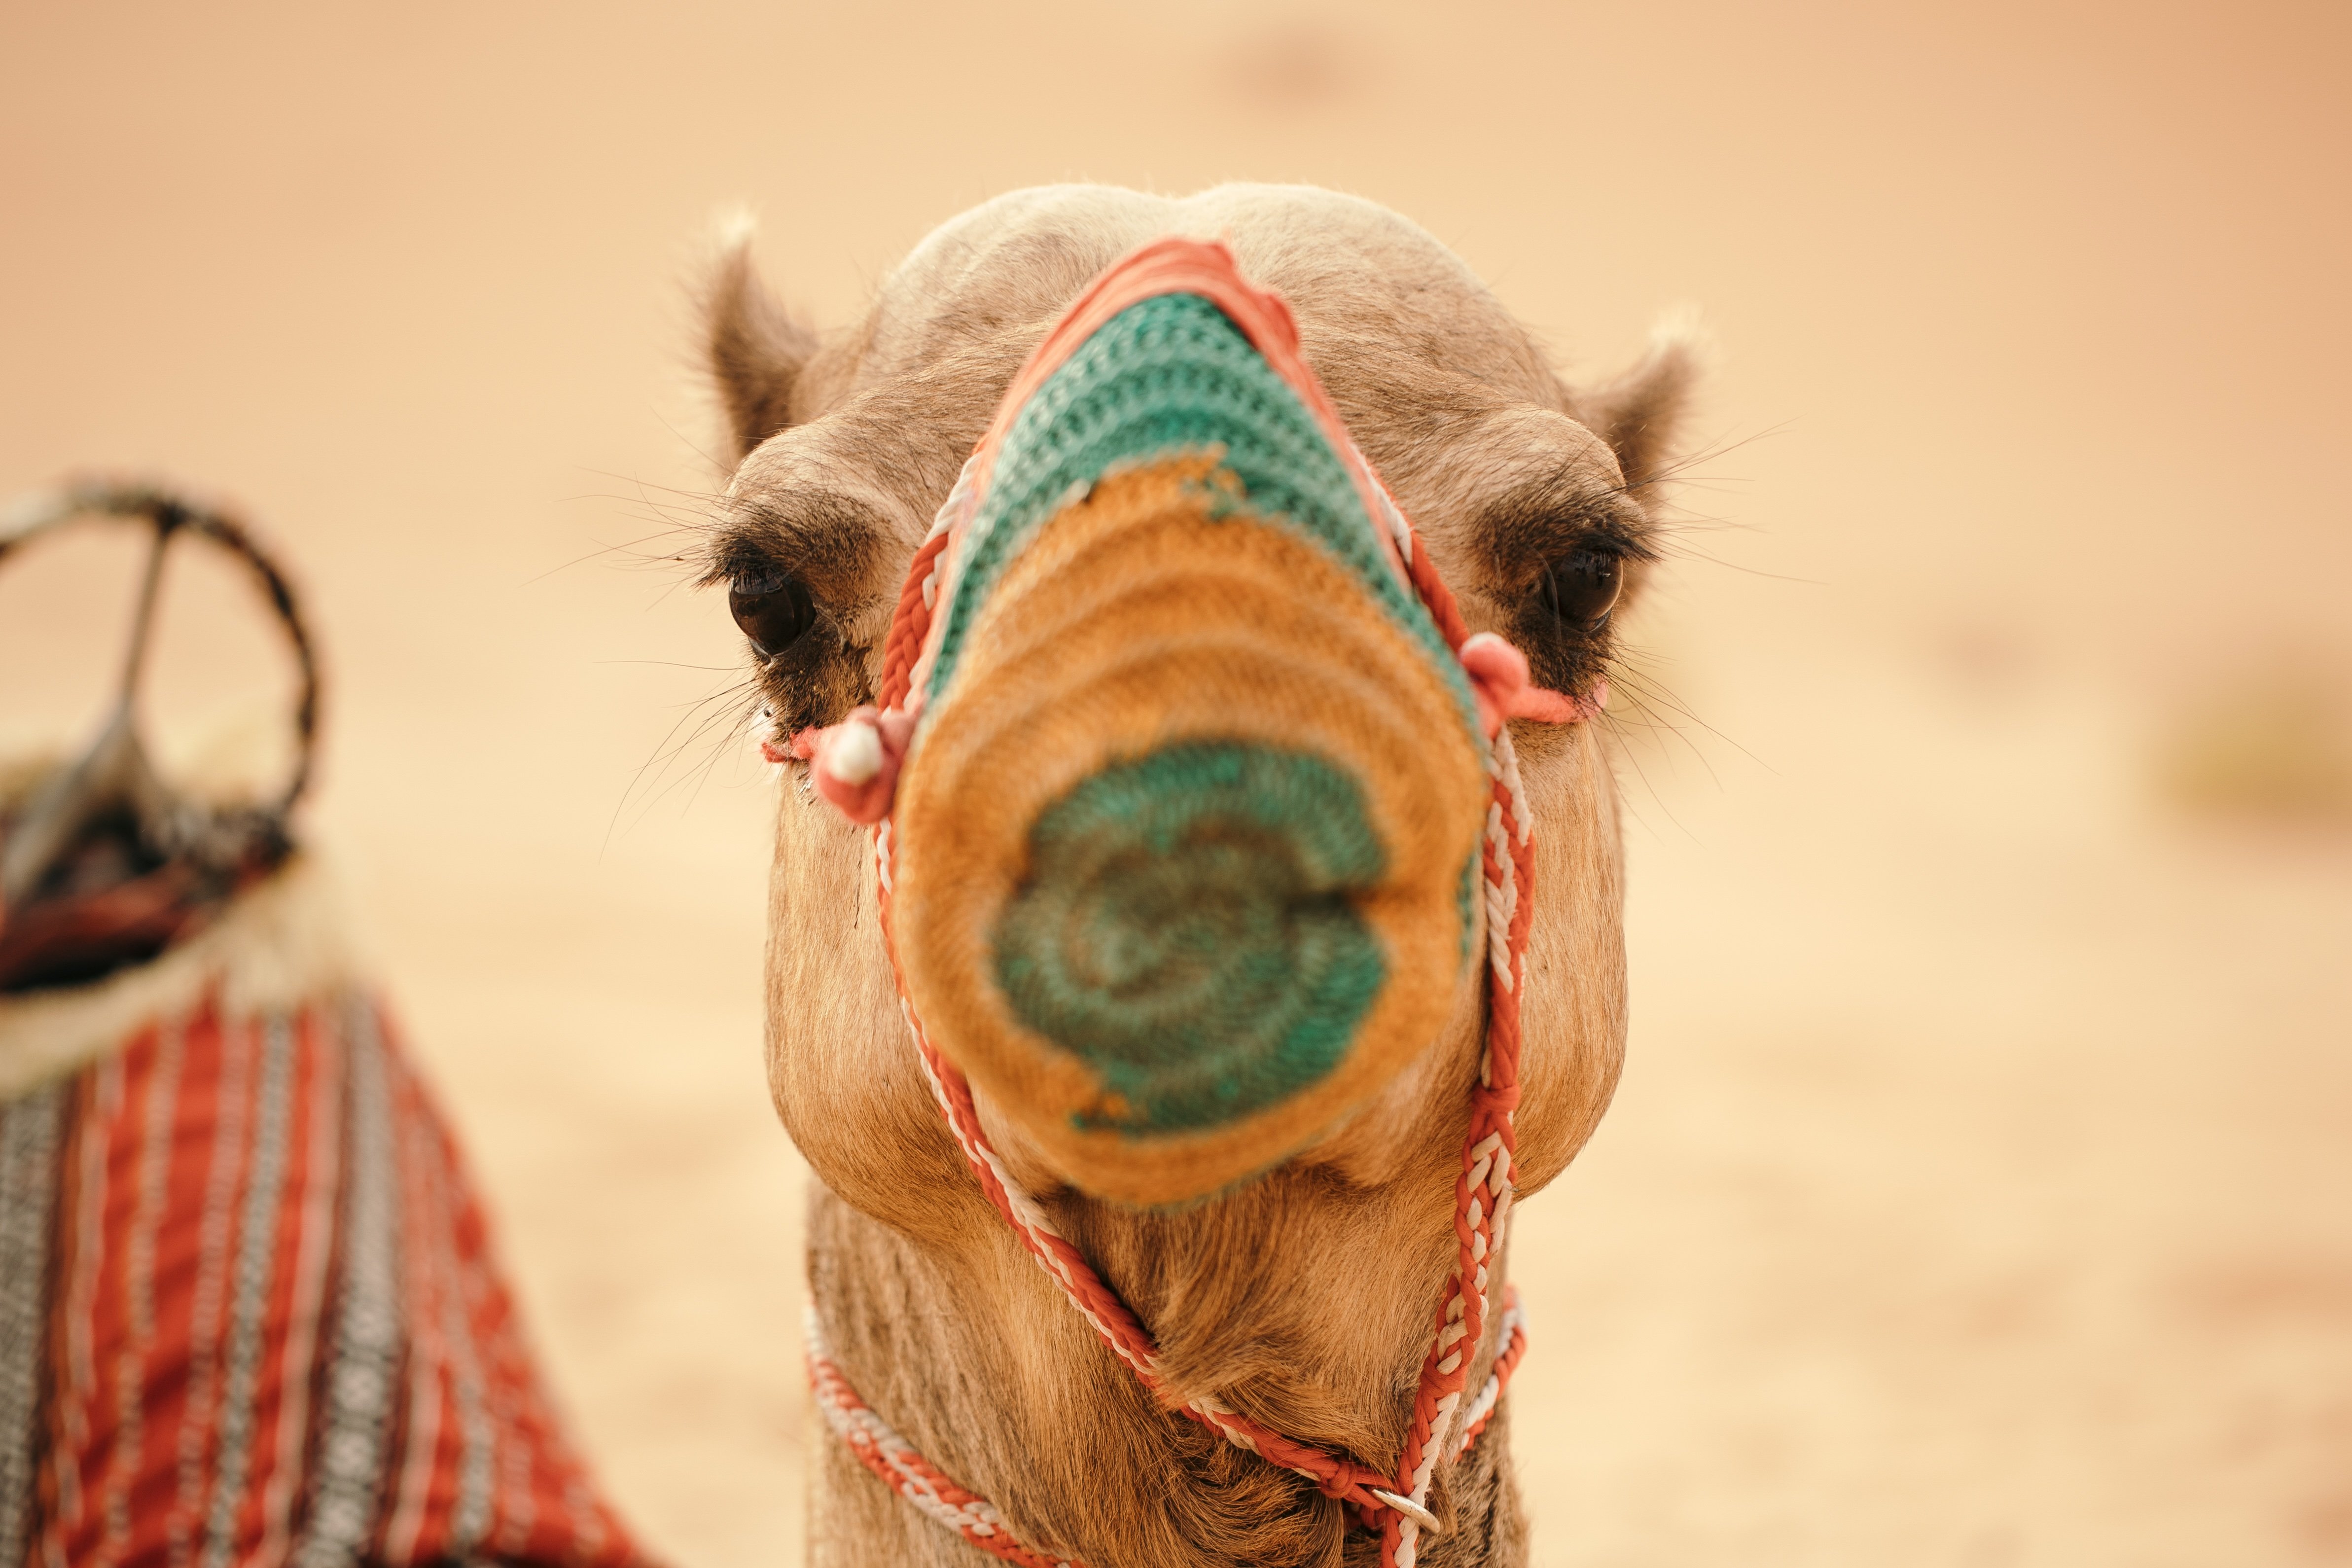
[{"left": 888, "top": 282, "right": 1490, "bottom": 1205}]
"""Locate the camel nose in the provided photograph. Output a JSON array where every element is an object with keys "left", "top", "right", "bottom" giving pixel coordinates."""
[{"left": 890, "top": 287, "right": 1490, "bottom": 1206}]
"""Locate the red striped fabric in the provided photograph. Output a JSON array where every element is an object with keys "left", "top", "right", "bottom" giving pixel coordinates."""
[{"left": 2, "top": 992, "right": 653, "bottom": 1568}]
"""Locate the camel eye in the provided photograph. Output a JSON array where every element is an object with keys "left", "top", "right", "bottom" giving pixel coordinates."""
[
  {"left": 729, "top": 564, "right": 816, "bottom": 656},
  {"left": 1539, "top": 548, "right": 1623, "bottom": 632}
]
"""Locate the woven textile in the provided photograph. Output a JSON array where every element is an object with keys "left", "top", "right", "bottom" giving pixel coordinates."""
[{"left": 0, "top": 891, "right": 652, "bottom": 1568}]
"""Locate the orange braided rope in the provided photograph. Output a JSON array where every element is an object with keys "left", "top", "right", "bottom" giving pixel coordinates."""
[
  {"left": 803, "top": 1294, "right": 1528, "bottom": 1568},
  {"left": 806, "top": 1310, "right": 1085, "bottom": 1568}
]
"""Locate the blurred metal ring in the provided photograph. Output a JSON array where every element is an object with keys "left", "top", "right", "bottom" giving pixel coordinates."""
[{"left": 0, "top": 477, "right": 321, "bottom": 821}]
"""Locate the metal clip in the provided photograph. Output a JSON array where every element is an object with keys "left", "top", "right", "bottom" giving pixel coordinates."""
[{"left": 1368, "top": 1488, "right": 1442, "bottom": 1534}]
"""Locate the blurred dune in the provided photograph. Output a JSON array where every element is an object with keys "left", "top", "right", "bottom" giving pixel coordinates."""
[{"left": 3, "top": 2, "right": 2348, "bottom": 1564}]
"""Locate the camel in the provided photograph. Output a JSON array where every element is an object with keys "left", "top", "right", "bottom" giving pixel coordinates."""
[{"left": 696, "top": 184, "right": 1695, "bottom": 1568}]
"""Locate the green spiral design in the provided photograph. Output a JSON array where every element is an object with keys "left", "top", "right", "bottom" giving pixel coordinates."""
[{"left": 991, "top": 742, "right": 1389, "bottom": 1135}]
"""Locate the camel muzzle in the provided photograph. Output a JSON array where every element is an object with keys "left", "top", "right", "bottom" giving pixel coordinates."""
[{"left": 876, "top": 276, "right": 1494, "bottom": 1206}]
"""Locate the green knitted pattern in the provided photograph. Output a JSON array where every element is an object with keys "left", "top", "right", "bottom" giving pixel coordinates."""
[
  {"left": 925, "top": 292, "right": 1478, "bottom": 732},
  {"left": 991, "top": 743, "right": 1389, "bottom": 1135},
  {"left": 1459, "top": 847, "right": 1481, "bottom": 966}
]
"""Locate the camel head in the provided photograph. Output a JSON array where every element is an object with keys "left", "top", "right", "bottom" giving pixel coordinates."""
[{"left": 697, "top": 183, "right": 1695, "bottom": 1564}]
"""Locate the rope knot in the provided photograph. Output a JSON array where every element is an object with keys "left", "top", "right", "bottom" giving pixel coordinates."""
[
  {"left": 789, "top": 705, "right": 918, "bottom": 823},
  {"left": 1457, "top": 632, "right": 1601, "bottom": 736},
  {"left": 1469, "top": 1083, "right": 1523, "bottom": 1119}
]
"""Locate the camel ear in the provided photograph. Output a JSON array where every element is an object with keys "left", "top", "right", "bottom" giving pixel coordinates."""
[
  {"left": 1581, "top": 310, "right": 1707, "bottom": 500},
  {"left": 703, "top": 214, "right": 819, "bottom": 464}
]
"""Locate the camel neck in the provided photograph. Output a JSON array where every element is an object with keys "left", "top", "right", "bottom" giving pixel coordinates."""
[{"left": 802, "top": 1183, "right": 1528, "bottom": 1567}]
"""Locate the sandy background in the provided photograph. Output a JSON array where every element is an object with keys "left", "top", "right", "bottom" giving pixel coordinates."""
[{"left": 3, "top": 2, "right": 2349, "bottom": 1564}]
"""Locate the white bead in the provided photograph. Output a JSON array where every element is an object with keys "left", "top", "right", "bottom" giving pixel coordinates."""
[{"left": 824, "top": 720, "right": 885, "bottom": 785}]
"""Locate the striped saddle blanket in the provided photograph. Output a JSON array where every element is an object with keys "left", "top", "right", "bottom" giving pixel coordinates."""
[{"left": 0, "top": 866, "right": 654, "bottom": 1568}]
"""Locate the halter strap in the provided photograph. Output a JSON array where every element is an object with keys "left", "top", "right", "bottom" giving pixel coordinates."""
[
  {"left": 804, "top": 1294, "right": 1528, "bottom": 1568},
  {"left": 794, "top": 240, "right": 1561, "bottom": 1568}
]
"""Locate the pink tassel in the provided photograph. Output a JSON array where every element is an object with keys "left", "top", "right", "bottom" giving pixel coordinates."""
[
  {"left": 1457, "top": 632, "right": 1599, "bottom": 736},
  {"left": 778, "top": 705, "right": 919, "bottom": 823}
]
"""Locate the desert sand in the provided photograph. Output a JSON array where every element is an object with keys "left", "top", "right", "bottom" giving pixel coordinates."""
[{"left": 3, "top": 3, "right": 2348, "bottom": 1563}]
